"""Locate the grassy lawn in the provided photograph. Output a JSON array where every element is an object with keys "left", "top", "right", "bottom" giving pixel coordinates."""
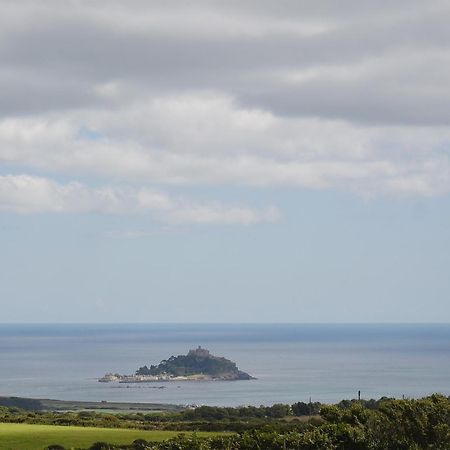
[{"left": 0, "top": 423, "right": 222, "bottom": 450}]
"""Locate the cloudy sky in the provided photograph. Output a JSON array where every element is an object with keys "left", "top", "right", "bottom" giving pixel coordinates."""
[{"left": 1, "top": 0, "right": 450, "bottom": 322}]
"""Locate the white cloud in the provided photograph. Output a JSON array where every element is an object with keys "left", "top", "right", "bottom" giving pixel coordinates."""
[
  {"left": 0, "top": 174, "right": 279, "bottom": 225},
  {"left": 0, "top": 93, "right": 449, "bottom": 197}
]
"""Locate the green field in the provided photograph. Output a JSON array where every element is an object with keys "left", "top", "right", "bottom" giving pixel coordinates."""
[{"left": 0, "top": 423, "right": 222, "bottom": 450}]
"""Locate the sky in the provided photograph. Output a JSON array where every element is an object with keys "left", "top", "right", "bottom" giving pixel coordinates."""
[{"left": 1, "top": 0, "right": 450, "bottom": 323}]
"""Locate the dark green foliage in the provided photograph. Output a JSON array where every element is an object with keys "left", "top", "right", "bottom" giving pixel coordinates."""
[
  {"left": 337, "top": 398, "right": 384, "bottom": 411},
  {"left": 320, "top": 394, "right": 450, "bottom": 450},
  {"left": 3, "top": 395, "right": 450, "bottom": 449},
  {"left": 131, "top": 439, "right": 149, "bottom": 449},
  {"left": 292, "top": 401, "right": 321, "bottom": 416},
  {"left": 367, "top": 394, "right": 450, "bottom": 449},
  {"left": 179, "top": 404, "right": 292, "bottom": 421},
  {"left": 89, "top": 442, "right": 115, "bottom": 450}
]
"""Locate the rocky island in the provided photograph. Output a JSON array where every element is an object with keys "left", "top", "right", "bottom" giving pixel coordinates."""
[{"left": 99, "top": 346, "right": 255, "bottom": 383}]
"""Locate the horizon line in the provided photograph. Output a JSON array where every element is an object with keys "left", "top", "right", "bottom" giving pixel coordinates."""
[{"left": 1, "top": 322, "right": 450, "bottom": 326}]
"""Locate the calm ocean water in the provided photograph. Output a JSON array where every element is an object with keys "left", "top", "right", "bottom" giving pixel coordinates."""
[{"left": 0, "top": 324, "right": 449, "bottom": 406}]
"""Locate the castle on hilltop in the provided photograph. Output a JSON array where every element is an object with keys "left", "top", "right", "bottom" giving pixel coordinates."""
[{"left": 188, "top": 346, "right": 211, "bottom": 358}]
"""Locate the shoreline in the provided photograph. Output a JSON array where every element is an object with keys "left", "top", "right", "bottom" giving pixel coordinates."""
[{"left": 99, "top": 374, "right": 254, "bottom": 383}]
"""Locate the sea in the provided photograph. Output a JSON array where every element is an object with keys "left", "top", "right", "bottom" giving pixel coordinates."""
[{"left": 0, "top": 323, "right": 449, "bottom": 407}]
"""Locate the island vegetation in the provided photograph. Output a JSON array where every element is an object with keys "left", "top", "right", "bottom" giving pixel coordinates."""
[{"left": 100, "top": 347, "right": 254, "bottom": 383}]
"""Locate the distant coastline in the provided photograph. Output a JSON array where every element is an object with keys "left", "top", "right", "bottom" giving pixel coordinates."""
[{"left": 0, "top": 396, "right": 185, "bottom": 413}]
